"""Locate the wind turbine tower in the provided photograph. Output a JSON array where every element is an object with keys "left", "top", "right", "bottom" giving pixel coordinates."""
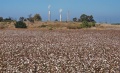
[
  {"left": 67, "top": 11, "right": 70, "bottom": 22},
  {"left": 59, "top": 9, "right": 62, "bottom": 22},
  {"left": 48, "top": 5, "right": 51, "bottom": 21}
]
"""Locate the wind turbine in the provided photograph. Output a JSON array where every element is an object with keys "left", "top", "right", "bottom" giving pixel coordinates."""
[
  {"left": 67, "top": 11, "right": 70, "bottom": 22},
  {"left": 59, "top": 9, "right": 62, "bottom": 22},
  {"left": 48, "top": 5, "right": 51, "bottom": 21}
]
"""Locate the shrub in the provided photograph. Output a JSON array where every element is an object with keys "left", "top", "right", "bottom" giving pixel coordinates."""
[
  {"left": 80, "top": 21, "right": 95, "bottom": 28},
  {"left": 80, "top": 21, "right": 89, "bottom": 28},
  {"left": 14, "top": 21, "right": 27, "bottom": 28}
]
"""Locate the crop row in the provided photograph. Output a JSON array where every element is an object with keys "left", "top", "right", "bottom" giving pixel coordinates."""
[{"left": 0, "top": 30, "right": 120, "bottom": 73}]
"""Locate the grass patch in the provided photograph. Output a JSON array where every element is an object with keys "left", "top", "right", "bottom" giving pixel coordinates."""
[
  {"left": 67, "top": 25, "right": 81, "bottom": 29},
  {"left": 49, "top": 27, "right": 53, "bottom": 30},
  {"left": 40, "top": 24, "right": 48, "bottom": 27},
  {"left": 111, "top": 23, "right": 120, "bottom": 25}
]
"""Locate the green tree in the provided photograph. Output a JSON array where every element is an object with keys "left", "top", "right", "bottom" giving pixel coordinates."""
[
  {"left": 27, "top": 14, "right": 34, "bottom": 23},
  {"left": 80, "top": 14, "right": 95, "bottom": 22},
  {"left": 87, "top": 15, "right": 95, "bottom": 22},
  {"left": 73, "top": 17, "right": 77, "bottom": 22},
  {"left": 33, "top": 14, "right": 42, "bottom": 21},
  {"left": 55, "top": 19, "right": 58, "bottom": 21},
  {"left": 19, "top": 17, "right": 24, "bottom": 21},
  {"left": 4, "top": 17, "right": 12, "bottom": 22},
  {"left": 0, "top": 17, "right": 3, "bottom": 22},
  {"left": 80, "top": 14, "right": 88, "bottom": 22}
]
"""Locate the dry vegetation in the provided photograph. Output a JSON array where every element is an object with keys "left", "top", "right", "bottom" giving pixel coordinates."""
[
  {"left": 27, "top": 21, "right": 81, "bottom": 30},
  {"left": 0, "top": 29, "right": 120, "bottom": 73},
  {"left": 96, "top": 24, "right": 120, "bottom": 30},
  {"left": 0, "top": 21, "right": 82, "bottom": 30},
  {"left": 0, "top": 22, "right": 15, "bottom": 29},
  {"left": 1, "top": 21, "right": 120, "bottom": 30}
]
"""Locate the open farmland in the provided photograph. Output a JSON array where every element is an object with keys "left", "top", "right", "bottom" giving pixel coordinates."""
[{"left": 0, "top": 29, "right": 120, "bottom": 73}]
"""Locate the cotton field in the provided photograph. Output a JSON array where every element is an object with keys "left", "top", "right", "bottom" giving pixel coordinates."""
[{"left": 0, "top": 29, "right": 120, "bottom": 73}]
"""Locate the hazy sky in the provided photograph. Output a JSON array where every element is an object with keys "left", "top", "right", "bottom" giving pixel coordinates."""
[{"left": 0, "top": 0, "right": 120, "bottom": 23}]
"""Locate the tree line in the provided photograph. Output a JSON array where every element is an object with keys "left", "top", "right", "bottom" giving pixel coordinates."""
[
  {"left": 73, "top": 14, "right": 95, "bottom": 22},
  {"left": 0, "top": 13, "right": 96, "bottom": 28},
  {"left": 0, "top": 14, "right": 42, "bottom": 22},
  {"left": 0, "top": 13, "right": 95, "bottom": 23}
]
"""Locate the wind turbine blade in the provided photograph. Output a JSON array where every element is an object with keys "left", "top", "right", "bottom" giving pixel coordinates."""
[
  {"left": 59, "top": 9, "right": 62, "bottom": 13},
  {"left": 48, "top": 5, "right": 51, "bottom": 9}
]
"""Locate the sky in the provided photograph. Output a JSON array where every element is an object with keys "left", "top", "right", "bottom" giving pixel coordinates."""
[{"left": 0, "top": 0, "right": 120, "bottom": 23}]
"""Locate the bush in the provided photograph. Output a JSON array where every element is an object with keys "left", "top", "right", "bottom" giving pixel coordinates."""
[
  {"left": 14, "top": 21, "right": 27, "bottom": 28},
  {"left": 80, "top": 21, "right": 95, "bottom": 28},
  {"left": 80, "top": 21, "right": 89, "bottom": 28}
]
